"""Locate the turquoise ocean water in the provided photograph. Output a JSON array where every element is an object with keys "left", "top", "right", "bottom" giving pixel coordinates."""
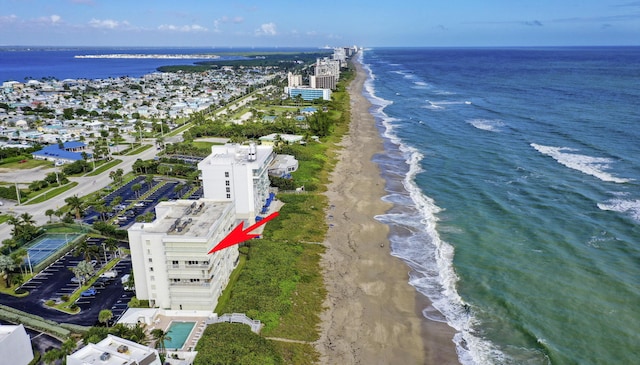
[{"left": 365, "top": 48, "right": 640, "bottom": 365}]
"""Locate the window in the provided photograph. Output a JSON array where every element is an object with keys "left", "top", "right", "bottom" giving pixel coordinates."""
[
  {"left": 173, "top": 278, "right": 181, "bottom": 283},
  {"left": 172, "top": 260, "right": 179, "bottom": 265},
  {"left": 150, "top": 276, "right": 155, "bottom": 281},
  {"left": 224, "top": 171, "right": 229, "bottom": 177},
  {"left": 226, "top": 187, "right": 230, "bottom": 192},
  {"left": 225, "top": 180, "right": 230, "bottom": 186},
  {"left": 190, "top": 278, "right": 201, "bottom": 283},
  {"left": 226, "top": 194, "right": 231, "bottom": 199},
  {"left": 149, "top": 267, "right": 154, "bottom": 272},
  {"left": 187, "top": 260, "right": 198, "bottom": 265},
  {"left": 148, "top": 258, "right": 152, "bottom": 263}
]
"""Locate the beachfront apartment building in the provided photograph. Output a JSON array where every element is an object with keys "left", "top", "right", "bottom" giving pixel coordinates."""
[
  {"left": 310, "top": 74, "right": 337, "bottom": 90},
  {"left": 287, "top": 72, "right": 303, "bottom": 87},
  {"left": 67, "top": 334, "right": 161, "bottom": 365},
  {"left": 127, "top": 199, "right": 238, "bottom": 311},
  {"left": 198, "top": 143, "right": 274, "bottom": 222}
]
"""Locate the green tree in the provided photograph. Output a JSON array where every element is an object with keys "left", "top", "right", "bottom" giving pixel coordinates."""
[
  {"left": 65, "top": 195, "right": 84, "bottom": 220},
  {"left": 71, "top": 260, "right": 94, "bottom": 287},
  {"left": 45, "top": 209, "right": 55, "bottom": 223},
  {"left": 150, "top": 328, "right": 171, "bottom": 355},
  {"left": 99, "top": 309, "right": 113, "bottom": 327},
  {"left": 73, "top": 240, "right": 100, "bottom": 262},
  {"left": 42, "top": 348, "right": 63, "bottom": 364},
  {"left": 131, "top": 183, "right": 142, "bottom": 198},
  {"left": 0, "top": 255, "right": 17, "bottom": 287}
]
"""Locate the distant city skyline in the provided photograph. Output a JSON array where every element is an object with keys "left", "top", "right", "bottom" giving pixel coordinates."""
[{"left": 1, "top": 0, "right": 638, "bottom": 47}]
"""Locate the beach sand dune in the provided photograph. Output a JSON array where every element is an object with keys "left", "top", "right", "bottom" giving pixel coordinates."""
[{"left": 316, "top": 57, "right": 459, "bottom": 365}]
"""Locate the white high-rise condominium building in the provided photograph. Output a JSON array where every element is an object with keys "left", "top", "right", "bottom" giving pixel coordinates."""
[
  {"left": 128, "top": 199, "right": 238, "bottom": 310},
  {"left": 198, "top": 143, "right": 274, "bottom": 222},
  {"left": 0, "top": 324, "right": 33, "bottom": 365},
  {"left": 287, "top": 72, "right": 303, "bottom": 87}
]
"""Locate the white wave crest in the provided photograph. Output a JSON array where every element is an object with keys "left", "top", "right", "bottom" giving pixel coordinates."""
[
  {"left": 468, "top": 119, "right": 505, "bottom": 132},
  {"left": 425, "top": 99, "right": 472, "bottom": 110},
  {"left": 530, "top": 143, "right": 631, "bottom": 183},
  {"left": 597, "top": 198, "right": 640, "bottom": 222}
]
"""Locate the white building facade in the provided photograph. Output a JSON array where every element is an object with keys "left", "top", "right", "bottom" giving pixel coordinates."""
[
  {"left": 0, "top": 324, "right": 33, "bottom": 365},
  {"left": 127, "top": 199, "right": 238, "bottom": 310},
  {"left": 198, "top": 143, "right": 274, "bottom": 222}
]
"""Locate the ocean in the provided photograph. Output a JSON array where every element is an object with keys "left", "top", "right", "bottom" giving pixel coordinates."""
[{"left": 365, "top": 47, "right": 640, "bottom": 365}]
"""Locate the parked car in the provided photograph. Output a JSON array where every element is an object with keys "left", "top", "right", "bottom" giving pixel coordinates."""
[
  {"left": 100, "top": 270, "right": 118, "bottom": 278},
  {"left": 81, "top": 288, "right": 96, "bottom": 297}
]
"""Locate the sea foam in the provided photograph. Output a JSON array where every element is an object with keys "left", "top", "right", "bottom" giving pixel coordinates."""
[{"left": 530, "top": 143, "right": 631, "bottom": 183}]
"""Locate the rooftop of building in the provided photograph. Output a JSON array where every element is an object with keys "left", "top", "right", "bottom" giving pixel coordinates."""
[
  {"left": 198, "top": 143, "right": 273, "bottom": 167},
  {"left": 0, "top": 324, "right": 25, "bottom": 342},
  {"left": 132, "top": 199, "right": 232, "bottom": 237},
  {"left": 67, "top": 335, "right": 159, "bottom": 365}
]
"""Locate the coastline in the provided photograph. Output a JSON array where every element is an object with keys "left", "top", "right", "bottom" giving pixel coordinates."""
[{"left": 316, "top": 56, "right": 459, "bottom": 364}]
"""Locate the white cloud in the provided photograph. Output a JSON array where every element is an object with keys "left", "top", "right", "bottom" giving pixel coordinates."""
[
  {"left": 158, "top": 24, "right": 208, "bottom": 32},
  {"left": 89, "top": 18, "right": 121, "bottom": 29},
  {"left": 34, "top": 14, "right": 63, "bottom": 25},
  {"left": 0, "top": 14, "right": 18, "bottom": 24},
  {"left": 255, "top": 22, "right": 277, "bottom": 36}
]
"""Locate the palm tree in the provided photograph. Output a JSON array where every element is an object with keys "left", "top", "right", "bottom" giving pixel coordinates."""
[
  {"left": 99, "top": 309, "right": 113, "bottom": 327},
  {"left": 60, "top": 338, "right": 77, "bottom": 357},
  {"left": 145, "top": 174, "right": 154, "bottom": 190},
  {"left": 71, "top": 260, "right": 94, "bottom": 288},
  {"left": 73, "top": 240, "right": 100, "bottom": 262},
  {"left": 65, "top": 195, "right": 84, "bottom": 220},
  {"left": 54, "top": 209, "right": 64, "bottom": 222},
  {"left": 45, "top": 209, "right": 55, "bottom": 223},
  {"left": 7, "top": 216, "right": 23, "bottom": 239},
  {"left": 150, "top": 328, "right": 171, "bottom": 355},
  {"left": 0, "top": 255, "right": 17, "bottom": 287},
  {"left": 129, "top": 323, "right": 149, "bottom": 345},
  {"left": 104, "top": 238, "right": 119, "bottom": 259},
  {"left": 42, "top": 348, "right": 63, "bottom": 365},
  {"left": 94, "top": 202, "right": 110, "bottom": 221},
  {"left": 132, "top": 183, "right": 142, "bottom": 198}
]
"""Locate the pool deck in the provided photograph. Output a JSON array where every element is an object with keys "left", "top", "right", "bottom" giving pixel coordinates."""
[{"left": 147, "top": 315, "right": 208, "bottom": 351}]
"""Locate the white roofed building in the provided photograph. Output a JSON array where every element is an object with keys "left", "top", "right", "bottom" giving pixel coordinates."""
[
  {"left": 198, "top": 143, "right": 274, "bottom": 223},
  {"left": 127, "top": 199, "right": 238, "bottom": 311},
  {"left": 66, "top": 334, "right": 161, "bottom": 365}
]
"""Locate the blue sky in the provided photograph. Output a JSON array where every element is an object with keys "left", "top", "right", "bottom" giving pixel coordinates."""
[{"left": 1, "top": 0, "right": 638, "bottom": 47}]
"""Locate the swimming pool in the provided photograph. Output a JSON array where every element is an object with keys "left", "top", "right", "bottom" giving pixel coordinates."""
[
  {"left": 25, "top": 233, "right": 82, "bottom": 267},
  {"left": 164, "top": 321, "right": 196, "bottom": 350}
]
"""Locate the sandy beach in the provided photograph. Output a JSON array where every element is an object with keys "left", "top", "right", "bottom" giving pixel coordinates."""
[{"left": 316, "top": 57, "right": 459, "bottom": 364}]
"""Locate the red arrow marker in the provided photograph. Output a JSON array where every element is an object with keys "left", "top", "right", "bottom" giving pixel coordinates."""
[{"left": 208, "top": 212, "right": 279, "bottom": 254}]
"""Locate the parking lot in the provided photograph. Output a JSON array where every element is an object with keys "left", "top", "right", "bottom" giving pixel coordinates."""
[
  {"left": 83, "top": 177, "right": 193, "bottom": 228},
  {"left": 0, "top": 238, "right": 133, "bottom": 326}
]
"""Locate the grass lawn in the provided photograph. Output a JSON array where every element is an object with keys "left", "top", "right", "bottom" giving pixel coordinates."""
[{"left": 0, "top": 159, "right": 50, "bottom": 169}]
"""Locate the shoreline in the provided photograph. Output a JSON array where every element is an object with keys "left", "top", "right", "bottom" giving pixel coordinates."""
[{"left": 316, "top": 55, "right": 459, "bottom": 364}]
